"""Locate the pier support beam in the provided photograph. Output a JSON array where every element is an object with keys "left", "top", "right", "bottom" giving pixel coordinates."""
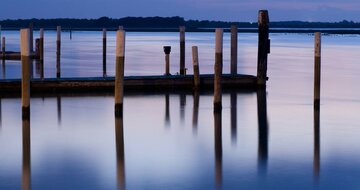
[
  {"left": 163, "top": 46, "right": 171, "bottom": 76},
  {"left": 257, "top": 10, "right": 270, "bottom": 87},
  {"left": 231, "top": 25, "right": 238, "bottom": 75},
  {"left": 115, "top": 30, "right": 126, "bottom": 116},
  {"left": 179, "top": 26, "right": 185, "bottom": 75},
  {"left": 192, "top": 46, "right": 200, "bottom": 88},
  {"left": 214, "top": 29, "right": 223, "bottom": 111},
  {"left": 314, "top": 32, "right": 321, "bottom": 108}
]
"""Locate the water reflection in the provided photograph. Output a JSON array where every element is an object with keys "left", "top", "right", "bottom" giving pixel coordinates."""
[
  {"left": 22, "top": 119, "right": 31, "bottom": 190},
  {"left": 257, "top": 89, "right": 268, "bottom": 173},
  {"left": 230, "top": 92, "right": 237, "bottom": 145},
  {"left": 314, "top": 104, "right": 320, "bottom": 181},
  {"left": 192, "top": 90, "right": 199, "bottom": 134},
  {"left": 57, "top": 96, "right": 62, "bottom": 126},
  {"left": 164, "top": 93, "right": 170, "bottom": 126},
  {"left": 180, "top": 94, "right": 186, "bottom": 124},
  {"left": 115, "top": 115, "right": 125, "bottom": 190},
  {"left": 214, "top": 109, "right": 222, "bottom": 188},
  {"left": 35, "top": 60, "right": 41, "bottom": 78},
  {"left": 1, "top": 59, "right": 5, "bottom": 79}
]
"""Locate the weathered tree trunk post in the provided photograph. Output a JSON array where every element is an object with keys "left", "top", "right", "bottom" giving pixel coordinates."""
[
  {"left": 39, "top": 29, "right": 44, "bottom": 79},
  {"left": 179, "top": 26, "right": 185, "bottom": 75},
  {"left": 231, "top": 25, "right": 238, "bottom": 75},
  {"left": 192, "top": 46, "right": 200, "bottom": 88},
  {"left": 163, "top": 46, "right": 171, "bottom": 75},
  {"left": 103, "top": 28, "right": 107, "bottom": 77},
  {"left": 56, "top": 26, "right": 61, "bottom": 78},
  {"left": 257, "top": 10, "right": 270, "bottom": 86},
  {"left": 2, "top": 37, "right": 5, "bottom": 60},
  {"left": 20, "top": 29, "right": 31, "bottom": 120},
  {"left": 214, "top": 29, "right": 223, "bottom": 111},
  {"left": 115, "top": 30, "right": 126, "bottom": 116},
  {"left": 314, "top": 32, "right": 321, "bottom": 108}
]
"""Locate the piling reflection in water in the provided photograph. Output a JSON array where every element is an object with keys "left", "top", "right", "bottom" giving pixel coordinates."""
[
  {"left": 22, "top": 119, "right": 31, "bottom": 190},
  {"left": 257, "top": 89, "right": 268, "bottom": 173},
  {"left": 214, "top": 109, "right": 222, "bottom": 187},
  {"left": 192, "top": 90, "right": 199, "bottom": 134},
  {"left": 57, "top": 96, "right": 62, "bottom": 126},
  {"left": 180, "top": 93, "right": 186, "bottom": 124},
  {"left": 165, "top": 93, "right": 170, "bottom": 126},
  {"left": 314, "top": 104, "right": 320, "bottom": 181},
  {"left": 115, "top": 115, "right": 125, "bottom": 190},
  {"left": 230, "top": 92, "right": 237, "bottom": 145},
  {"left": 35, "top": 60, "right": 41, "bottom": 78}
]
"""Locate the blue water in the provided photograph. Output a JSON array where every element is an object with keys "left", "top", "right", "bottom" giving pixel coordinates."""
[{"left": 0, "top": 31, "right": 360, "bottom": 189}]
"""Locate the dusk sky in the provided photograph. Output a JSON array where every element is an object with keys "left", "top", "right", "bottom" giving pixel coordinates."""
[{"left": 1, "top": 0, "right": 360, "bottom": 22}]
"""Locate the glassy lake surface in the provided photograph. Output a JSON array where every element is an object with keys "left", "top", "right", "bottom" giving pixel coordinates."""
[{"left": 1, "top": 31, "right": 360, "bottom": 189}]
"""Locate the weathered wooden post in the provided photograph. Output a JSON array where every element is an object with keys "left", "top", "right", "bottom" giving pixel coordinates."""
[
  {"left": 20, "top": 29, "right": 31, "bottom": 120},
  {"left": 179, "top": 26, "right": 185, "bottom": 75},
  {"left": 257, "top": 10, "right": 270, "bottom": 86},
  {"left": 56, "top": 26, "right": 61, "bottom": 78},
  {"left": 231, "top": 25, "right": 238, "bottom": 75},
  {"left": 29, "top": 23, "right": 34, "bottom": 53},
  {"left": 115, "top": 30, "right": 125, "bottom": 116},
  {"left": 2, "top": 37, "right": 5, "bottom": 60},
  {"left": 192, "top": 46, "right": 200, "bottom": 88},
  {"left": 35, "top": 38, "right": 40, "bottom": 58},
  {"left": 214, "top": 28, "right": 223, "bottom": 111},
  {"left": 163, "top": 46, "right": 171, "bottom": 75},
  {"left": 314, "top": 32, "right": 321, "bottom": 108},
  {"left": 103, "top": 28, "right": 107, "bottom": 77},
  {"left": 39, "top": 29, "right": 44, "bottom": 79}
]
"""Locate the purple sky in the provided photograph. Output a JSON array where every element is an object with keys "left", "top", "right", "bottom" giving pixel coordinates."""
[{"left": 1, "top": 0, "right": 360, "bottom": 21}]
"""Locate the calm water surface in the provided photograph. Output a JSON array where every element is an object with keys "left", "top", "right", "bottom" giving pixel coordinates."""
[{"left": 0, "top": 31, "right": 360, "bottom": 189}]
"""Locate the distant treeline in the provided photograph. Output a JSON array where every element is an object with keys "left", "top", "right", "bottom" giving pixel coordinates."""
[{"left": 0, "top": 16, "right": 360, "bottom": 29}]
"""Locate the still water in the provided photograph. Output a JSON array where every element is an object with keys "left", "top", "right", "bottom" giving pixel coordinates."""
[{"left": 1, "top": 31, "right": 360, "bottom": 189}]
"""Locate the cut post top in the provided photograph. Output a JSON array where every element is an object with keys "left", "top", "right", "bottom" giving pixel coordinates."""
[
  {"left": 314, "top": 32, "right": 321, "bottom": 57},
  {"left": 40, "top": 28, "right": 44, "bottom": 38},
  {"left": 103, "top": 28, "right": 107, "bottom": 38},
  {"left": 57, "top": 26, "right": 61, "bottom": 41},
  {"left": 163, "top": 46, "right": 171, "bottom": 54},
  {"left": 215, "top": 28, "right": 223, "bottom": 53},
  {"left": 179, "top": 26, "right": 185, "bottom": 41},
  {"left": 258, "top": 10, "right": 269, "bottom": 26},
  {"left": 20, "top": 29, "right": 31, "bottom": 56},
  {"left": 116, "top": 30, "right": 126, "bottom": 57}
]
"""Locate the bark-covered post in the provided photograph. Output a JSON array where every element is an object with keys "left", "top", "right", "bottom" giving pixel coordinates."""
[
  {"left": 314, "top": 32, "right": 321, "bottom": 108},
  {"left": 257, "top": 10, "right": 270, "bottom": 86},
  {"left": 20, "top": 29, "right": 31, "bottom": 120},
  {"left": 103, "top": 28, "right": 107, "bottom": 77},
  {"left": 179, "top": 26, "right": 185, "bottom": 75},
  {"left": 192, "top": 46, "right": 200, "bottom": 88},
  {"left": 214, "top": 29, "right": 223, "bottom": 111},
  {"left": 56, "top": 26, "right": 61, "bottom": 78},
  {"left": 163, "top": 46, "right": 171, "bottom": 76},
  {"left": 115, "top": 30, "right": 126, "bottom": 116},
  {"left": 231, "top": 25, "right": 238, "bottom": 75}
]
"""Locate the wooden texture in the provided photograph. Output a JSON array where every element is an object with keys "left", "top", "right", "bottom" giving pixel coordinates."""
[
  {"left": 214, "top": 29, "right": 223, "bottom": 111},
  {"left": 192, "top": 46, "right": 200, "bottom": 88},
  {"left": 231, "top": 25, "right": 238, "bottom": 75},
  {"left": 314, "top": 32, "right": 321, "bottom": 107},
  {"left": 179, "top": 26, "right": 185, "bottom": 75},
  {"left": 257, "top": 10, "right": 270, "bottom": 86}
]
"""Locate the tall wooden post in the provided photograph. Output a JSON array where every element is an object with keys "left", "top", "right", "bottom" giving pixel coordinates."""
[
  {"left": 314, "top": 32, "right": 321, "bottom": 108},
  {"left": 214, "top": 29, "right": 223, "bottom": 111},
  {"left": 192, "top": 46, "right": 200, "bottom": 88},
  {"left": 163, "top": 46, "right": 171, "bottom": 75},
  {"left": 179, "top": 26, "right": 185, "bottom": 75},
  {"left": 103, "top": 28, "right": 107, "bottom": 77},
  {"left": 2, "top": 37, "right": 5, "bottom": 60},
  {"left": 257, "top": 10, "right": 270, "bottom": 86},
  {"left": 21, "top": 29, "right": 31, "bottom": 120},
  {"left": 56, "top": 26, "right": 61, "bottom": 78},
  {"left": 39, "top": 29, "right": 44, "bottom": 79},
  {"left": 115, "top": 30, "right": 125, "bottom": 116},
  {"left": 231, "top": 25, "right": 238, "bottom": 75}
]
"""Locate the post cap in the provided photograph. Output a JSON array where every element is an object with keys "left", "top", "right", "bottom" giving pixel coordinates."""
[{"left": 163, "top": 46, "right": 171, "bottom": 54}]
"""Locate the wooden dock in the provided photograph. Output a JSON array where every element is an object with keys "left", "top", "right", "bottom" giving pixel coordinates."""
[{"left": 0, "top": 74, "right": 257, "bottom": 94}]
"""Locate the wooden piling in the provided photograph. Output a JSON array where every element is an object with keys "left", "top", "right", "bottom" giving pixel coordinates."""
[
  {"left": 214, "top": 29, "right": 223, "bottom": 111},
  {"left": 35, "top": 38, "right": 40, "bottom": 57},
  {"left": 179, "top": 26, "right": 185, "bottom": 75},
  {"left": 39, "top": 29, "right": 44, "bottom": 79},
  {"left": 231, "top": 25, "right": 238, "bottom": 75},
  {"left": 314, "top": 32, "right": 321, "bottom": 108},
  {"left": 29, "top": 23, "right": 33, "bottom": 53},
  {"left": 103, "top": 28, "right": 107, "bottom": 77},
  {"left": 115, "top": 30, "right": 126, "bottom": 116},
  {"left": 257, "top": 10, "right": 270, "bottom": 86},
  {"left": 192, "top": 46, "right": 200, "bottom": 88},
  {"left": 163, "top": 46, "right": 171, "bottom": 75},
  {"left": 1, "top": 37, "right": 5, "bottom": 60},
  {"left": 56, "top": 26, "right": 61, "bottom": 78},
  {"left": 20, "top": 29, "right": 31, "bottom": 120}
]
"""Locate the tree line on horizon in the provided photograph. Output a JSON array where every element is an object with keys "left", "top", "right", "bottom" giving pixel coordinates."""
[{"left": 0, "top": 16, "right": 359, "bottom": 29}]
